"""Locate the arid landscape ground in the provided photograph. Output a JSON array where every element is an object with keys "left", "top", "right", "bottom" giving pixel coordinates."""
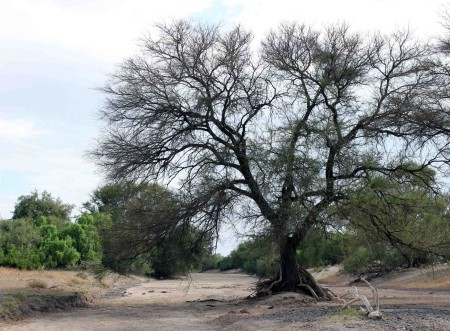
[{"left": 0, "top": 266, "right": 449, "bottom": 330}]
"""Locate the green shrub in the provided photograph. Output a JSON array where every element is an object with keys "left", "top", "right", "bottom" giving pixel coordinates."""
[
  {"left": 296, "top": 229, "right": 349, "bottom": 268},
  {"left": 61, "top": 213, "right": 102, "bottom": 262},
  {"left": 0, "top": 219, "right": 43, "bottom": 269},
  {"left": 200, "top": 254, "right": 221, "bottom": 271},
  {"left": 150, "top": 225, "right": 210, "bottom": 278},
  {"left": 218, "top": 256, "right": 236, "bottom": 271},
  {"left": 218, "top": 237, "right": 277, "bottom": 277},
  {"left": 342, "top": 246, "right": 372, "bottom": 273},
  {"left": 0, "top": 214, "right": 102, "bottom": 269}
]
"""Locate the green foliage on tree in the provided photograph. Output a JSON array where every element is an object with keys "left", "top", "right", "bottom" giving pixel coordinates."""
[
  {"left": 60, "top": 213, "right": 103, "bottom": 262},
  {"left": 150, "top": 224, "right": 213, "bottom": 278},
  {"left": 296, "top": 229, "right": 349, "bottom": 268},
  {"left": 339, "top": 170, "right": 450, "bottom": 271},
  {"left": 12, "top": 190, "right": 73, "bottom": 221},
  {"left": 39, "top": 228, "right": 81, "bottom": 268},
  {"left": 0, "top": 218, "right": 44, "bottom": 269}
]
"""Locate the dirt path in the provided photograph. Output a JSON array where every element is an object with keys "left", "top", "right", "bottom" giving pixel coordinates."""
[{"left": 3, "top": 271, "right": 450, "bottom": 331}]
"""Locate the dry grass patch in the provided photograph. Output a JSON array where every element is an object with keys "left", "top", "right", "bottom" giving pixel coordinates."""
[
  {"left": 378, "top": 265, "right": 450, "bottom": 290},
  {"left": 27, "top": 280, "right": 47, "bottom": 289},
  {"left": 70, "top": 278, "right": 86, "bottom": 286}
]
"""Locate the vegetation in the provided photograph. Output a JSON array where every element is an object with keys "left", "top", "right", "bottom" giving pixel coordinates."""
[
  {"left": 0, "top": 191, "right": 101, "bottom": 269},
  {"left": 218, "top": 237, "right": 277, "bottom": 277},
  {"left": 0, "top": 187, "right": 215, "bottom": 278},
  {"left": 0, "top": 214, "right": 103, "bottom": 269},
  {"left": 12, "top": 191, "right": 73, "bottom": 221},
  {"left": 2, "top": 21, "right": 450, "bottom": 293},
  {"left": 84, "top": 183, "right": 214, "bottom": 277}
]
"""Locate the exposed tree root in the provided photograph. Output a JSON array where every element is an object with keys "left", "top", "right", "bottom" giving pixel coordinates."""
[
  {"left": 255, "top": 265, "right": 333, "bottom": 300},
  {"left": 297, "top": 284, "right": 319, "bottom": 300}
]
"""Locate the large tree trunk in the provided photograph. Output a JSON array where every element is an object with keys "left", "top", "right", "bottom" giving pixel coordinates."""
[
  {"left": 256, "top": 235, "right": 330, "bottom": 299},
  {"left": 279, "top": 237, "right": 300, "bottom": 291}
]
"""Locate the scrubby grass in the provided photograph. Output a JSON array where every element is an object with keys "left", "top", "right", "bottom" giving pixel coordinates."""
[
  {"left": 0, "top": 292, "right": 25, "bottom": 320},
  {"left": 27, "top": 280, "right": 47, "bottom": 289},
  {"left": 75, "top": 272, "right": 88, "bottom": 279},
  {"left": 0, "top": 290, "right": 90, "bottom": 322},
  {"left": 69, "top": 278, "right": 84, "bottom": 286}
]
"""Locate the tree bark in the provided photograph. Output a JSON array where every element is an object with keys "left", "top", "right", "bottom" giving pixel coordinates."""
[{"left": 279, "top": 237, "right": 300, "bottom": 291}]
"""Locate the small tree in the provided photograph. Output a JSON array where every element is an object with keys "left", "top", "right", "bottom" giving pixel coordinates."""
[{"left": 92, "top": 21, "right": 450, "bottom": 296}]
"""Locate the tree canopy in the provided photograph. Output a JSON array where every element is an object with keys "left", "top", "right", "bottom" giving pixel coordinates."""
[{"left": 92, "top": 20, "right": 450, "bottom": 297}]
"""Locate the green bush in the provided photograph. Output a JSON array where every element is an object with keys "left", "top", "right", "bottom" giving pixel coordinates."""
[
  {"left": 218, "top": 237, "right": 277, "bottom": 277},
  {"left": 150, "top": 225, "right": 211, "bottom": 278},
  {"left": 85, "top": 183, "right": 215, "bottom": 277},
  {"left": 217, "top": 255, "right": 236, "bottom": 271},
  {"left": 39, "top": 237, "right": 80, "bottom": 268},
  {"left": 0, "top": 218, "right": 43, "bottom": 269},
  {"left": 342, "top": 246, "right": 372, "bottom": 273},
  {"left": 342, "top": 243, "right": 407, "bottom": 273},
  {"left": 61, "top": 213, "right": 102, "bottom": 262},
  {"left": 3, "top": 244, "right": 43, "bottom": 269},
  {"left": 0, "top": 211, "right": 103, "bottom": 269},
  {"left": 200, "top": 254, "right": 221, "bottom": 271},
  {"left": 296, "top": 230, "right": 349, "bottom": 268}
]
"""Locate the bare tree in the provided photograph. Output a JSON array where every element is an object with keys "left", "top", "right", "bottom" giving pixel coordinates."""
[{"left": 92, "top": 20, "right": 448, "bottom": 297}]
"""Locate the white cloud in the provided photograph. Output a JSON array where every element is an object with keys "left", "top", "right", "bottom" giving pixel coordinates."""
[
  {"left": 0, "top": 139, "right": 101, "bottom": 218},
  {"left": 222, "top": 0, "right": 448, "bottom": 40},
  {"left": 0, "top": 118, "right": 49, "bottom": 142},
  {"left": 0, "top": 0, "right": 213, "bottom": 62}
]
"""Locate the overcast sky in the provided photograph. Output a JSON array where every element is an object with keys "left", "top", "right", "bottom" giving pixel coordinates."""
[{"left": 0, "top": 0, "right": 448, "bottom": 254}]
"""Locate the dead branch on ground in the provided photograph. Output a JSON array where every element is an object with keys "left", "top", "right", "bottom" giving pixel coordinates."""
[{"left": 339, "top": 279, "right": 382, "bottom": 319}]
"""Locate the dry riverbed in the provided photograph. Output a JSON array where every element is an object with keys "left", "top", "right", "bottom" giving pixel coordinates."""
[{"left": 1, "top": 267, "right": 449, "bottom": 330}]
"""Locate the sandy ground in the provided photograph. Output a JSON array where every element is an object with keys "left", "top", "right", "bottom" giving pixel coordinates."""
[{"left": 1, "top": 267, "right": 450, "bottom": 330}]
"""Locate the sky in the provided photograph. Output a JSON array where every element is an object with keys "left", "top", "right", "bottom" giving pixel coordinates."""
[{"left": 0, "top": 0, "right": 448, "bottom": 254}]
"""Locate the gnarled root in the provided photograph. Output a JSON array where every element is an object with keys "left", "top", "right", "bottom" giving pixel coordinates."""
[{"left": 255, "top": 265, "right": 333, "bottom": 301}]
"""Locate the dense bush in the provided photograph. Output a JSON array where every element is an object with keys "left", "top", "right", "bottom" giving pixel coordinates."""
[
  {"left": 0, "top": 209, "right": 102, "bottom": 269},
  {"left": 149, "top": 225, "right": 213, "bottom": 278},
  {"left": 296, "top": 229, "right": 349, "bottom": 268},
  {"left": 218, "top": 237, "right": 277, "bottom": 277},
  {"left": 199, "top": 254, "right": 222, "bottom": 271},
  {"left": 0, "top": 218, "right": 43, "bottom": 269},
  {"left": 342, "top": 244, "right": 406, "bottom": 273},
  {"left": 60, "top": 213, "right": 102, "bottom": 262}
]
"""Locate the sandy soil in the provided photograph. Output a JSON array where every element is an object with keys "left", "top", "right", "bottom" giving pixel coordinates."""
[{"left": 1, "top": 267, "right": 450, "bottom": 330}]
